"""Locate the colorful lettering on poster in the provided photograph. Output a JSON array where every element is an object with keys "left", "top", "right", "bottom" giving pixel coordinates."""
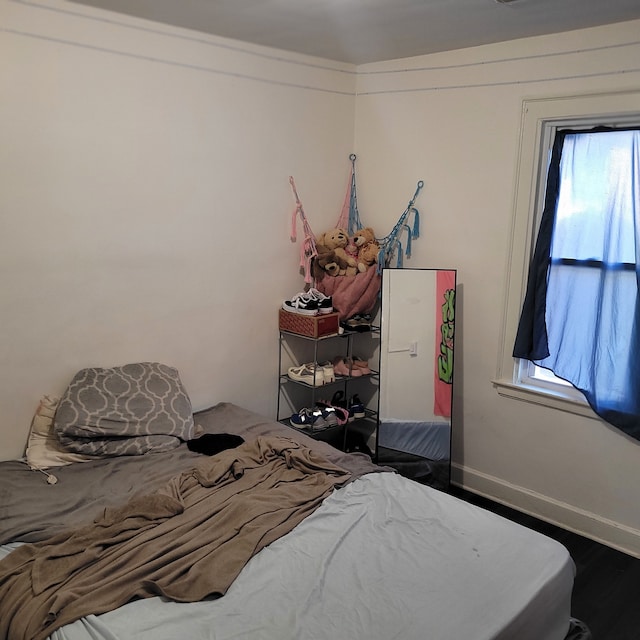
[
  {"left": 434, "top": 271, "right": 455, "bottom": 417},
  {"left": 438, "top": 288, "right": 455, "bottom": 384}
]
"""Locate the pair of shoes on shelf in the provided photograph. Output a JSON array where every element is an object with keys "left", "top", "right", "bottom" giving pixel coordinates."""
[
  {"left": 282, "top": 289, "right": 333, "bottom": 316},
  {"left": 290, "top": 406, "right": 328, "bottom": 430},
  {"left": 340, "top": 314, "right": 372, "bottom": 332},
  {"left": 290, "top": 403, "right": 347, "bottom": 430},
  {"left": 332, "top": 356, "right": 361, "bottom": 377},
  {"left": 287, "top": 362, "right": 334, "bottom": 386},
  {"left": 331, "top": 392, "right": 366, "bottom": 421},
  {"left": 332, "top": 356, "right": 371, "bottom": 377},
  {"left": 351, "top": 356, "right": 372, "bottom": 375},
  {"left": 315, "top": 400, "right": 350, "bottom": 425}
]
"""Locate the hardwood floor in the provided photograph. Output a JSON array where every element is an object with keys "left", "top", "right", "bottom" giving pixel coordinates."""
[{"left": 451, "top": 486, "right": 640, "bottom": 640}]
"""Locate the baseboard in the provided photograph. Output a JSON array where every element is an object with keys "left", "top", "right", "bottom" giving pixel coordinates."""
[{"left": 451, "top": 462, "right": 640, "bottom": 559}]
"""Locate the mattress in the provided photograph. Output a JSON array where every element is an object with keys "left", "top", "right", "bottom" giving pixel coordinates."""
[{"left": 0, "top": 403, "right": 575, "bottom": 640}]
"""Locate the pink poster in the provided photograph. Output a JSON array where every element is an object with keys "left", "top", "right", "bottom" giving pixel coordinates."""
[{"left": 434, "top": 271, "right": 455, "bottom": 417}]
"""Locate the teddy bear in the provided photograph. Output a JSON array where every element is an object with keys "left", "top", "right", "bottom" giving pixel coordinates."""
[
  {"left": 316, "top": 228, "right": 358, "bottom": 271},
  {"left": 344, "top": 234, "right": 359, "bottom": 263},
  {"left": 352, "top": 227, "right": 380, "bottom": 272},
  {"left": 356, "top": 242, "right": 380, "bottom": 272},
  {"left": 313, "top": 247, "right": 357, "bottom": 279}
]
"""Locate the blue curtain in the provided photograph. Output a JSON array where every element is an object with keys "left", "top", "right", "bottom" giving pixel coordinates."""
[{"left": 513, "top": 127, "right": 640, "bottom": 441}]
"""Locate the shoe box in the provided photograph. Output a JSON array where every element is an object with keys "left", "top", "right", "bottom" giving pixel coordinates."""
[{"left": 278, "top": 309, "right": 340, "bottom": 338}]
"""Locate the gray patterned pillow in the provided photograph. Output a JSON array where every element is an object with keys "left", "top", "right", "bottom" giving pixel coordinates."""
[{"left": 53, "top": 363, "right": 195, "bottom": 457}]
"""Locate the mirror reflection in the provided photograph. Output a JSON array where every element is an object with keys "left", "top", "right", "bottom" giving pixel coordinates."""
[{"left": 377, "top": 268, "right": 456, "bottom": 490}]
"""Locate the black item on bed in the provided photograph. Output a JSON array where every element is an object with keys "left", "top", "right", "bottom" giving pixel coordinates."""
[{"left": 187, "top": 433, "right": 245, "bottom": 455}]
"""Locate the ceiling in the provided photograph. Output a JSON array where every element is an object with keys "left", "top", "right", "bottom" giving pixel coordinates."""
[{"left": 68, "top": 0, "right": 640, "bottom": 65}]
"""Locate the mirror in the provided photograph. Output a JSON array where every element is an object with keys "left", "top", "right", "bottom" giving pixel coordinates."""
[{"left": 377, "top": 268, "right": 456, "bottom": 490}]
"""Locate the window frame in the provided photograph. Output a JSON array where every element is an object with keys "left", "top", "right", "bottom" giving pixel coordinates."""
[{"left": 494, "top": 89, "right": 640, "bottom": 419}]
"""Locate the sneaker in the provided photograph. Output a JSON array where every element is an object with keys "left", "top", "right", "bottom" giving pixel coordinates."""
[
  {"left": 306, "top": 288, "right": 333, "bottom": 314},
  {"left": 331, "top": 390, "right": 347, "bottom": 410},
  {"left": 283, "top": 293, "right": 319, "bottom": 316},
  {"left": 287, "top": 363, "right": 325, "bottom": 387},
  {"left": 316, "top": 401, "right": 349, "bottom": 425},
  {"left": 343, "top": 314, "right": 372, "bottom": 332},
  {"left": 316, "top": 404, "right": 339, "bottom": 427},
  {"left": 290, "top": 407, "right": 327, "bottom": 430},
  {"left": 331, "top": 390, "right": 352, "bottom": 422},
  {"left": 349, "top": 394, "right": 366, "bottom": 420},
  {"left": 320, "top": 361, "right": 335, "bottom": 384}
]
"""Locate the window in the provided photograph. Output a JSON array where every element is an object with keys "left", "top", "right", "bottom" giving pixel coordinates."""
[
  {"left": 494, "top": 91, "right": 640, "bottom": 423},
  {"left": 517, "top": 127, "right": 640, "bottom": 402},
  {"left": 516, "top": 360, "right": 579, "bottom": 396},
  {"left": 514, "top": 126, "right": 640, "bottom": 438}
]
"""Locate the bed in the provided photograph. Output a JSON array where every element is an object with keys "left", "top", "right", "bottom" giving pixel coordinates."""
[{"left": 0, "top": 366, "right": 588, "bottom": 640}]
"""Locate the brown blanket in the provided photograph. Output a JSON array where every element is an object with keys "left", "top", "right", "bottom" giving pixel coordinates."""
[{"left": 0, "top": 435, "right": 352, "bottom": 640}]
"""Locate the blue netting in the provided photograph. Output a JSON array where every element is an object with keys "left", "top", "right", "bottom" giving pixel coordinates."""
[
  {"left": 375, "top": 181, "right": 423, "bottom": 273},
  {"left": 341, "top": 155, "right": 423, "bottom": 273}
]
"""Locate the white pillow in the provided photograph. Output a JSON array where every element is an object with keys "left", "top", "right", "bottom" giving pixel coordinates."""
[{"left": 25, "top": 395, "right": 97, "bottom": 469}]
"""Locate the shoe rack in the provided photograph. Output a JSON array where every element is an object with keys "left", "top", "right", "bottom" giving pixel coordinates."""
[{"left": 277, "top": 326, "right": 380, "bottom": 455}]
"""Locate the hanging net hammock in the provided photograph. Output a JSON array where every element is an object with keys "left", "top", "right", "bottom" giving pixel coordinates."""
[{"left": 289, "top": 155, "right": 423, "bottom": 319}]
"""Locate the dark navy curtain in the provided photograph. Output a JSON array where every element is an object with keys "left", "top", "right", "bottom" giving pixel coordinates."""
[{"left": 513, "top": 126, "right": 640, "bottom": 441}]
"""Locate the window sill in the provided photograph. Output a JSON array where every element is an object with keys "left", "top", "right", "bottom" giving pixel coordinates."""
[{"left": 492, "top": 378, "right": 599, "bottom": 420}]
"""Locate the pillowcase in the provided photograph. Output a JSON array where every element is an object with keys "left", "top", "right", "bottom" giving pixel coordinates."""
[
  {"left": 53, "top": 362, "right": 196, "bottom": 457},
  {"left": 25, "top": 395, "right": 97, "bottom": 469}
]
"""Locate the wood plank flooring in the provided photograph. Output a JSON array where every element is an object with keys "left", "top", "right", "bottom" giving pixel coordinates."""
[{"left": 451, "top": 486, "right": 640, "bottom": 640}]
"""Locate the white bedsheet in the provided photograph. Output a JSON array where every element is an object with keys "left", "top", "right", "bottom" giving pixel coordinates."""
[{"left": 2, "top": 473, "right": 574, "bottom": 640}]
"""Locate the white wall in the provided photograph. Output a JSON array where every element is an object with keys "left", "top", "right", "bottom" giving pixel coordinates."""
[
  {"left": 0, "top": 0, "right": 356, "bottom": 459},
  {"left": 354, "top": 20, "right": 640, "bottom": 556}
]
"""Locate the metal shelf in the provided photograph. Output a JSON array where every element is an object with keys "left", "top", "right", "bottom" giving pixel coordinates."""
[{"left": 277, "top": 324, "right": 380, "bottom": 454}]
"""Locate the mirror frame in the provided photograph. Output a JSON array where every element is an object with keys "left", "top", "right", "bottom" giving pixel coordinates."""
[{"left": 377, "top": 267, "right": 456, "bottom": 490}]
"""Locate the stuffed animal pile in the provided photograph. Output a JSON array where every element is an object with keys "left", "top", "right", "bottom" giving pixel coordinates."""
[{"left": 312, "top": 226, "right": 380, "bottom": 279}]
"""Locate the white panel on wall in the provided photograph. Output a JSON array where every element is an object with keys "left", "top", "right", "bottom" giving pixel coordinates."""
[{"left": 380, "top": 269, "right": 437, "bottom": 421}]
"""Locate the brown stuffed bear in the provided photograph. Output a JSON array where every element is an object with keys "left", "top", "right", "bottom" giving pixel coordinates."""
[
  {"left": 313, "top": 247, "right": 357, "bottom": 278},
  {"left": 317, "top": 228, "right": 358, "bottom": 271},
  {"left": 352, "top": 227, "right": 380, "bottom": 272}
]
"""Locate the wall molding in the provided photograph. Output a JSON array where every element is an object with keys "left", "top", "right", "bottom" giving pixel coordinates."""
[
  {"left": 4, "top": 0, "right": 356, "bottom": 96},
  {"left": 10, "top": 0, "right": 355, "bottom": 74},
  {"left": 2, "top": 27, "right": 355, "bottom": 96},
  {"left": 451, "top": 462, "right": 640, "bottom": 559}
]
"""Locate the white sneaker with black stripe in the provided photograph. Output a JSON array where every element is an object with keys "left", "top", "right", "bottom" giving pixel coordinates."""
[
  {"left": 283, "top": 292, "right": 319, "bottom": 316},
  {"left": 306, "top": 288, "right": 333, "bottom": 314}
]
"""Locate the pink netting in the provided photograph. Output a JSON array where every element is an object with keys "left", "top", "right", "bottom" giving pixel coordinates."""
[{"left": 315, "top": 266, "right": 381, "bottom": 321}]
